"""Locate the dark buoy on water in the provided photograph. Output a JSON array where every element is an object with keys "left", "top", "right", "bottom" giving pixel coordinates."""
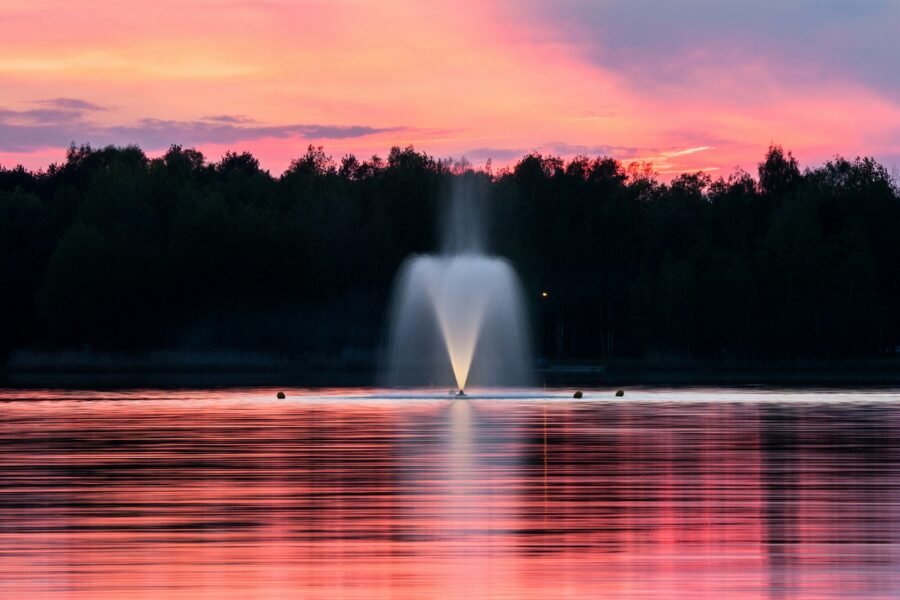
[
  {"left": 573, "top": 390, "right": 583, "bottom": 398},
  {"left": 456, "top": 390, "right": 466, "bottom": 397},
  {"left": 615, "top": 389, "right": 624, "bottom": 397},
  {"left": 276, "top": 391, "right": 286, "bottom": 399}
]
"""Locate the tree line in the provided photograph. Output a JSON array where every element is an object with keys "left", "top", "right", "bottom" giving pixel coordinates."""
[{"left": 1, "top": 143, "right": 898, "bottom": 364}]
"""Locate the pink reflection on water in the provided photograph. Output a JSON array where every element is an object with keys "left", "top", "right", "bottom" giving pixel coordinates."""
[{"left": 1, "top": 388, "right": 899, "bottom": 598}]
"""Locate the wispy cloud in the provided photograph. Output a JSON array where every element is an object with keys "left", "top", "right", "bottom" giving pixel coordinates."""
[
  {"left": 661, "top": 146, "right": 713, "bottom": 158},
  {"left": 34, "top": 97, "right": 107, "bottom": 112},
  {"left": 103, "top": 119, "right": 401, "bottom": 148},
  {"left": 202, "top": 114, "right": 255, "bottom": 124},
  {"left": 0, "top": 96, "right": 106, "bottom": 127},
  {"left": 0, "top": 100, "right": 402, "bottom": 152}
]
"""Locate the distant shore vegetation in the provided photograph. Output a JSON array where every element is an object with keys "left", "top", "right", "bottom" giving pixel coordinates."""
[{"left": 2, "top": 143, "right": 898, "bottom": 363}]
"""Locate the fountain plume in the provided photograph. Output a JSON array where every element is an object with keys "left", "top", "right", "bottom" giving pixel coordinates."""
[{"left": 384, "top": 176, "right": 532, "bottom": 390}]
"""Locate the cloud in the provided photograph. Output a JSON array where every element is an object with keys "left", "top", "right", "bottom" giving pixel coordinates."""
[
  {"left": 0, "top": 102, "right": 402, "bottom": 152},
  {"left": 0, "top": 124, "right": 76, "bottom": 152},
  {"left": 103, "top": 119, "right": 400, "bottom": 148},
  {"left": 202, "top": 114, "right": 255, "bottom": 124},
  {"left": 511, "top": 0, "right": 900, "bottom": 100},
  {"left": 462, "top": 147, "right": 529, "bottom": 162},
  {"left": 0, "top": 96, "right": 107, "bottom": 127},
  {"left": 543, "top": 142, "right": 642, "bottom": 159},
  {"left": 463, "top": 143, "right": 645, "bottom": 164},
  {"left": 0, "top": 108, "right": 79, "bottom": 125},
  {"left": 35, "top": 97, "right": 107, "bottom": 112},
  {"left": 661, "top": 146, "right": 713, "bottom": 159}
]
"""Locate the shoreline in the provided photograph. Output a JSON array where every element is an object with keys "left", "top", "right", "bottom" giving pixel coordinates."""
[{"left": 4, "top": 350, "right": 900, "bottom": 389}]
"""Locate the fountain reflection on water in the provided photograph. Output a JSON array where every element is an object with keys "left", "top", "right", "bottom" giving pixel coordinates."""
[{"left": 384, "top": 176, "right": 532, "bottom": 390}]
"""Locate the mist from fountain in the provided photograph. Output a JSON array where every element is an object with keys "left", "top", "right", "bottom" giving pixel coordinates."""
[{"left": 384, "top": 177, "right": 532, "bottom": 391}]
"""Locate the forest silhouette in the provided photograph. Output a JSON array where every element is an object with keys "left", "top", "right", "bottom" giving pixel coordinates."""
[{"left": 2, "top": 143, "right": 899, "bottom": 369}]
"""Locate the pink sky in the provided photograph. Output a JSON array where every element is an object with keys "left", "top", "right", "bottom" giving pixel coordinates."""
[{"left": 1, "top": 0, "right": 898, "bottom": 177}]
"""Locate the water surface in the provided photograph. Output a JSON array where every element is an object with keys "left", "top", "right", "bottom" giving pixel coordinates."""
[{"left": 1, "top": 388, "right": 899, "bottom": 598}]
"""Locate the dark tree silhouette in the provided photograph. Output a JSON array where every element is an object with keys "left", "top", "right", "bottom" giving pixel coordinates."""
[{"left": 1, "top": 143, "right": 899, "bottom": 366}]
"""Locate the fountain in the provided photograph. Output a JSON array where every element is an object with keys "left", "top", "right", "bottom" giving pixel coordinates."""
[{"left": 384, "top": 176, "right": 532, "bottom": 391}]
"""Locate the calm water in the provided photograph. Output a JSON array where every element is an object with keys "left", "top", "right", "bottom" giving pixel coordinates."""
[{"left": 1, "top": 388, "right": 899, "bottom": 599}]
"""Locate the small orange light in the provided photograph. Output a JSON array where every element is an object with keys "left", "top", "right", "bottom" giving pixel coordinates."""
[{"left": 541, "top": 291, "right": 549, "bottom": 298}]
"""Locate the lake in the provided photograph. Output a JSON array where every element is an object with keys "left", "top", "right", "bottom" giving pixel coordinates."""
[{"left": 1, "top": 388, "right": 899, "bottom": 598}]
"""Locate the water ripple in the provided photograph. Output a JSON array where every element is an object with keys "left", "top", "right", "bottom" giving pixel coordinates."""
[{"left": 1, "top": 388, "right": 899, "bottom": 598}]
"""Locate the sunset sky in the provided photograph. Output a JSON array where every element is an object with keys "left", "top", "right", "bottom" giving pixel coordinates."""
[{"left": 1, "top": 0, "right": 898, "bottom": 177}]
